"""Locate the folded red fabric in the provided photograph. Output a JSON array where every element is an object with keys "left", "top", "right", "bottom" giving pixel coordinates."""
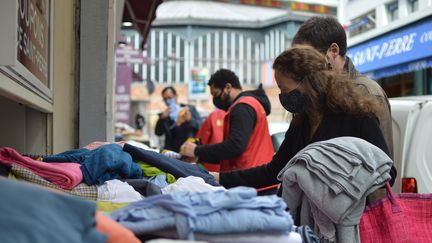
[{"left": 0, "top": 147, "right": 82, "bottom": 189}]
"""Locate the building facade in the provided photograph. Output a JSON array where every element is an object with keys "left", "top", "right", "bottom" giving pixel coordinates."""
[
  {"left": 342, "top": 0, "right": 432, "bottom": 97},
  {"left": 119, "top": 1, "right": 338, "bottom": 146}
]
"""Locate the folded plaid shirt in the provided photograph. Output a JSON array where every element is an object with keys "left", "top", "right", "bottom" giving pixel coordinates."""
[{"left": 11, "top": 165, "right": 97, "bottom": 201}]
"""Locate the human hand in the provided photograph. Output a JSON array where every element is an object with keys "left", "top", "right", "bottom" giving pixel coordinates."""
[
  {"left": 161, "top": 108, "right": 171, "bottom": 119},
  {"left": 210, "top": 172, "right": 220, "bottom": 182},
  {"left": 177, "top": 107, "right": 191, "bottom": 125},
  {"left": 180, "top": 141, "right": 197, "bottom": 158}
]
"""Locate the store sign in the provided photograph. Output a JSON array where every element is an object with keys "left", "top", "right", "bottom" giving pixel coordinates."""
[
  {"left": 189, "top": 68, "right": 208, "bottom": 99},
  {"left": 347, "top": 18, "right": 432, "bottom": 73},
  {"left": 17, "top": 0, "right": 50, "bottom": 86}
]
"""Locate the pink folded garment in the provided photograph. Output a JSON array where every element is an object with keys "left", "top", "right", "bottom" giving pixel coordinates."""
[{"left": 0, "top": 147, "right": 83, "bottom": 190}]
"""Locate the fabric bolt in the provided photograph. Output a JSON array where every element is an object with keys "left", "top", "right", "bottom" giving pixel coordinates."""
[
  {"left": 277, "top": 137, "right": 392, "bottom": 242},
  {"left": 0, "top": 147, "right": 83, "bottom": 190},
  {"left": 123, "top": 143, "right": 219, "bottom": 186},
  {"left": 97, "top": 179, "right": 143, "bottom": 203},
  {"left": 11, "top": 165, "right": 98, "bottom": 201},
  {"left": 161, "top": 176, "right": 226, "bottom": 194},
  {"left": 138, "top": 162, "right": 176, "bottom": 183},
  {"left": 95, "top": 211, "right": 140, "bottom": 243},
  {"left": 0, "top": 178, "right": 106, "bottom": 243},
  {"left": 123, "top": 178, "right": 162, "bottom": 197},
  {"left": 110, "top": 187, "right": 293, "bottom": 240},
  {"left": 45, "top": 144, "right": 143, "bottom": 185}
]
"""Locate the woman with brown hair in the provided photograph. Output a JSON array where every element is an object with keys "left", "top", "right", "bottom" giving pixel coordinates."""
[{"left": 213, "top": 45, "right": 396, "bottom": 189}]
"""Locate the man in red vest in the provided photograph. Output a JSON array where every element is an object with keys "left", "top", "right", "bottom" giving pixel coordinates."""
[{"left": 180, "top": 68, "right": 274, "bottom": 173}]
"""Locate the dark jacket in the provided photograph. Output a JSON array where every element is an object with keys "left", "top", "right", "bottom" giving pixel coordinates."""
[
  {"left": 220, "top": 112, "right": 397, "bottom": 189},
  {"left": 345, "top": 57, "right": 394, "bottom": 159},
  {"left": 155, "top": 104, "right": 201, "bottom": 152},
  {"left": 195, "top": 87, "right": 271, "bottom": 162}
]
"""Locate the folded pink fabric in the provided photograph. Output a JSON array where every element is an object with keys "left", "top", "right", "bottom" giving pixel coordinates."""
[{"left": 0, "top": 147, "right": 83, "bottom": 189}]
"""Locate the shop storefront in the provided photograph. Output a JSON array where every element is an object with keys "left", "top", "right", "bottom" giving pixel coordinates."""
[{"left": 347, "top": 16, "right": 432, "bottom": 97}]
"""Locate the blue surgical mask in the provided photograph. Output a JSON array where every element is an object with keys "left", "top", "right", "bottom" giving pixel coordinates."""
[
  {"left": 279, "top": 89, "right": 306, "bottom": 114},
  {"left": 165, "top": 98, "right": 176, "bottom": 107}
]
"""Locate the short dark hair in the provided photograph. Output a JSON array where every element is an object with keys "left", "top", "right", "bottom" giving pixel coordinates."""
[
  {"left": 207, "top": 69, "right": 242, "bottom": 89},
  {"left": 161, "top": 86, "right": 177, "bottom": 96},
  {"left": 292, "top": 16, "right": 347, "bottom": 57}
]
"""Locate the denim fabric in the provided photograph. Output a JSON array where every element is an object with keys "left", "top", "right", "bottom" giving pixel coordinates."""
[
  {"left": 123, "top": 143, "right": 218, "bottom": 186},
  {"left": 43, "top": 148, "right": 90, "bottom": 163},
  {"left": 45, "top": 144, "right": 143, "bottom": 185},
  {"left": 110, "top": 187, "right": 293, "bottom": 240}
]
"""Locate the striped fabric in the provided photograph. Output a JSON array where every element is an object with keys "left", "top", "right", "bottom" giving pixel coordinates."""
[{"left": 11, "top": 165, "right": 97, "bottom": 201}]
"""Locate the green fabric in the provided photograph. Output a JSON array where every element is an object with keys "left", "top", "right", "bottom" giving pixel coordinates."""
[{"left": 137, "top": 161, "right": 177, "bottom": 183}]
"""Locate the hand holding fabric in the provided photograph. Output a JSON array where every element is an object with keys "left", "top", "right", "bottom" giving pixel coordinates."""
[{"left": 180, "top": 141, "right": 197, "bottom": 159}]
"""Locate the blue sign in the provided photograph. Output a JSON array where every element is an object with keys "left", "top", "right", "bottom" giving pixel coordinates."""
[{"left": 347, "top": 17, "right": 432, "bottom": 74}]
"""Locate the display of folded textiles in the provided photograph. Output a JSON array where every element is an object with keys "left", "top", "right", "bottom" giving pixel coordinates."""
[
  {"left": 0, "top": 147, "right": 83, "bottom": 190},
  {"left": 11, "top": 165, "right": 98, "bottom": 201},
  {"left": 110, "top": 187, "right": 294, "bottom": 240}
]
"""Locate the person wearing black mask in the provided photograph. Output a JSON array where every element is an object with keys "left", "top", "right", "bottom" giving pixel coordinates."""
[
  {"left": 180, "top": 69, "right": 276, "bottom": 189},
  {"left": 208, "top": 46, "right": 396, "bottom": 191}
]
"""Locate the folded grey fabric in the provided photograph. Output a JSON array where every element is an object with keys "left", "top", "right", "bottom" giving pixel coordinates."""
[{"left": 277, "top": 136, "right": 392, "bottom": 242}]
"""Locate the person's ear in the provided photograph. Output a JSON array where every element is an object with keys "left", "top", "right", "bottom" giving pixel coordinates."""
[
  {"left": 224, "top": 83, "right": 232, "bottom": 93},
  {"left": 327, "top": 43, "right": 340, "bottom": 59}
]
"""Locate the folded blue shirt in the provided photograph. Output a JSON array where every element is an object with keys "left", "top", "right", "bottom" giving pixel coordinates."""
[
  {"left": 123, "top": 143, "right": 218, "bottom": 186},
  {"left": 110, "top": 187, "right": 293, "bottom": 240}
]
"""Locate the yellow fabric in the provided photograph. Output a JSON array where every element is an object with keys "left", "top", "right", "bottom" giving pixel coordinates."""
[
  {"left": 138, "top": 162, "right": 176, "bottom": 183},
  {"left": 97, "top": 201, "right": 129, "bottom": 213}
]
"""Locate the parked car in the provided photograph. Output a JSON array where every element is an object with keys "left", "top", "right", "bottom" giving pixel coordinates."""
[
  {"left": 268, "top": 121, "right": 290, "bottom": 153},
  {"left": 390, "top": 95, "right": 432, "bottom": 193}
]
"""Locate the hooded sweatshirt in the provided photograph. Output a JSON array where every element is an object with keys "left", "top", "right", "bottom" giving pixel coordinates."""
[{"left": 195, "top": 87, "right": 271, "bottom": 163}]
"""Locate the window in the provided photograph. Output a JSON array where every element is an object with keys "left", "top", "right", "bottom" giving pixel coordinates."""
[
  {"left": 348, "top": 11, "right": 376, "bottom": 37},
  {"left": 408, "top": 0, "right": 419, "bottom": 13},
  {"left": 387, "top": 2, "right": 398, "bottom": 22}
]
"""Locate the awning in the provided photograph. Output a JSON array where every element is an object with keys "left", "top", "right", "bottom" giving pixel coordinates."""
[
  {"left": 122, "top": 0, "right": 163, "bottom": 49},
  {"left": 366, "top": 57, "right": 432, "bottom": 80}
]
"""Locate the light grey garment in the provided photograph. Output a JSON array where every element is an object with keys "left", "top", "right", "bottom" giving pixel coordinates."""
[{"left": 277, "top": 137, "right": 392, "bottom": 242}]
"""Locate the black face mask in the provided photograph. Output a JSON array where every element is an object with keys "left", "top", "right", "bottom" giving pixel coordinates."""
[
  {"left": 213, "top": 91, "right": 231, "bottom": 111},
  {"left": 279, "top": 89, "right": 306, "bottom": 114}
]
